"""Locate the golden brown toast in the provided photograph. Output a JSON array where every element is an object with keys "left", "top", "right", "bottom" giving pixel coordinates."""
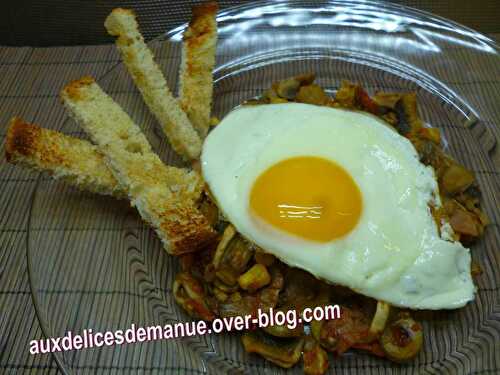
[
  {"left": 61, "top": 77, "right": 215, "bottom": 254},
  {"left": 179, "top": 2, "right": 218, "bottom": 138},
  {"left": 5, "top": 117, "right": 126, "bottom": 197},
  {"left": 105, "top": 8, "right": 202, "bottom": 160}
]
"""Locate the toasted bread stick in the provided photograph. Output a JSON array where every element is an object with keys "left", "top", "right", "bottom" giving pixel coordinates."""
[
  {"left": 61, "top": 77, "right": 214, "bottom": 254},
  {"left": 179, "top": 2, "right": 218, "bottom": 138},
  {"left": 5, "top": 118, "right": 203, "bottom": 202},
  {"left": 5, "top": 117, "right": 126, "bottom": 197},
  {"left": 104, "top": 8, "right": 202, "bottom": 160}
]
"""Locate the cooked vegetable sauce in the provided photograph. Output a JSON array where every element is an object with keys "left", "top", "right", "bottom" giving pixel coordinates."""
[{"left": 174, "top": 74, "right": 488, "bottom": 374}]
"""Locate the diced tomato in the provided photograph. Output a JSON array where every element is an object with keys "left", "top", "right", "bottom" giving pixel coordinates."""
[{"left": 355, "top": 87, "right": 380, "bottom": 115}]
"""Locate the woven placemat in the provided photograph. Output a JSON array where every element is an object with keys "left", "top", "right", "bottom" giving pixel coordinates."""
[
  {"left": 0, "top": 9, "right": 499, "bottom": 375},
  {"left": 0, "top": 45, "right": 123, "bottom": 374}
]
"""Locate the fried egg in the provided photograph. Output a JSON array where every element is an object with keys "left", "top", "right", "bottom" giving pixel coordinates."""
[{"left": 201, "top": 103, "right": 474, "bottom": 309}]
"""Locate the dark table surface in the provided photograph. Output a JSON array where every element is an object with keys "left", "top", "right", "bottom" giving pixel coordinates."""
[{"left": 1, "top": 0, "right": 500, "bottom": 46}]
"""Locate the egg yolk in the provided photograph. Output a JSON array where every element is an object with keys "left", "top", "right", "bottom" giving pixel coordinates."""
[{"left": 249, "top": 156, "right": 362, "bottom": 242}]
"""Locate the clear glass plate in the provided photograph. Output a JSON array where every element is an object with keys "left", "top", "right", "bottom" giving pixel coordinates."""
[{"left": 28, "top": 1, "right": 499, "bottom": 373}]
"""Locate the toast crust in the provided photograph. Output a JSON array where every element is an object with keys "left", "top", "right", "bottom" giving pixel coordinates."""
[
  {"left": 179, "top": 2, "right": 218, "bottom": 138},
  {"left": 6, "top": 117, "right": 41, "bottom": 162},
  {"left": 62, "top": 76, "right": 95, "bottom": 101},
  {"left": 191, "top": 2, "right": 218, "bottom": 18}
]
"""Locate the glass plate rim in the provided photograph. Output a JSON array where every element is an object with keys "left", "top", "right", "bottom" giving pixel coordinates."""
[{"left": 25, "top": 1, "right": 499, "bottom": 373}]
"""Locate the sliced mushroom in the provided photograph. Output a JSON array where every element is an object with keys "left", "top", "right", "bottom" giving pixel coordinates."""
[
  {"left": 213, "top": 278, "right": 239, "bottom": 293},
  {"left": 225, "top": 236, "right": 254, "bottom": 271},
  {"left": 368, "top": 301, "right": 391, "bottom": 338},
  {"left": 441, "top": 163, "right": 475, "bottom": 196},
  {"left": 218, "top": 294, "right": 251, "bottom": 318},
  {"left": 275, "top": 77, "right": 302, "bottom": 99},
  {"left": 395, "top": 93, "right": 423, "bottom": 136},
  {"left": 296, "top": 84, "right": 329, "bottom": 106},
  {"left": 394, "top": 99, "right": 412, "bottom": 136},
  {"left": 251, "top": 73, "right": 315, "bottom": 104},
  {"left": 303, "top": 337, "right": 329, "bottom": 375},
  {"left": 373, "top": 92, "right": 403, "bottom": 109},
  {"left": 355, "top": 86, "right": 381, "bottom": 115},
  {"left": 318, "top": 306, "right": 371, "bottom": 354},
  {"left": 212, "top": 286, "right": 228, "bottom": 302},
  {"left": 173, "top": 272, "right": 215, "bottom": 321},
  {"left": 294, "top": 73, "right": 316, "bottom": 86},
  {"left": 212, "top": 225, "right": 236, "bottom": 269},
  {"left": 441, "top": 195, "right": 488, "bottom": 243},
  {"left": 418, "top": 127, "right": 441, "bottom": 145},
  {"left": 263, "top": 308, "right": 304, "bottom": 338},
  {"left": 263, "top": 324, "right": 304, "bottom": 338},
  {"left": 335, "top": 81, "right": 357, "bottom": 108},
  {"left": 212, "top": 226, "right": 254, "bottom": 285},
  {"left": 449, "top": 207, "right": 481, "bottom": 237},
  {"left": 380, "top": 317, "right": 423, "bottom": 362},
  {"left": 242, "top": 330, "right": 304, "bottom": 368}
]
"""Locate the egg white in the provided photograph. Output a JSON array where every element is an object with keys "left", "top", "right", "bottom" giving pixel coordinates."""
[{"left": 201, "top": 103, "right": 474, "bottom": 309}]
